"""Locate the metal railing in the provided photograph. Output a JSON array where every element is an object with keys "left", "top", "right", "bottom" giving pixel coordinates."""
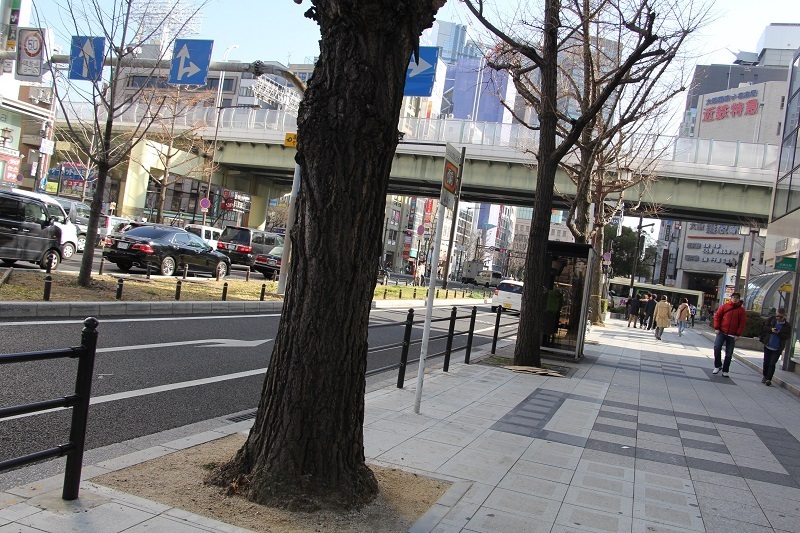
[
  {"left": 367, "top": 306, "right": 481, "bottom": 388},
  {"left": 0, "top": 318, "right": 100, "bottom": 500},
  {"left": 57, "top": 103, "right": 779, "bottom": 171}
]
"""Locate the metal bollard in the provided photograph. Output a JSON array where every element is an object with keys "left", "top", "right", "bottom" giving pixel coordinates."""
[
  {"left": 397, "top": 308, "right": 415, "bottom": 388},
  {"left": 260, "top": 283, "right": 266, "bottom": 301},
  {"left": 175, "top": 279, "right": 182, "bottom": 300},
  {"left": 98, "top": 257, "right": 105, "bottom": 275},
  {"left": 464, "top": 306, "right": 477, "bottom": 364},
  {"left": 115, "top": 278, "right": 124, "bottom": 300},
  {"left": 436, "top": 289, "right": 440, "bottom": 298},
  {"left": 383, "top": 288, "right": 387, "bottom": 299},
  {"left": 443, "top": 306, "right": 457, "bottom": 372},
  {"left": 413, "top": 288, "right": 417, "bottom": 299},
  {"left": 182, "top": 264, "right": 188, "bottom": 279},
  {"left": 399, "top": 289, "right": 402, "bottom": 299},
  {"left": 446, "top": 290, "right": 449, "bottom": 299},
  {"left": 146, "top": 262, "right": 151, "bottom": 279},
  {"left": 43, "top": 275, "right": 52, "bottom": 301},
  {"left": 221, "top": 282, "right": 228, "bottom": 301},
  {"left": 491, "top": 305, "right": 503, "bottom": 354},
  {"left": 245, "top": 267, "right": 251, "bottom": 282}
]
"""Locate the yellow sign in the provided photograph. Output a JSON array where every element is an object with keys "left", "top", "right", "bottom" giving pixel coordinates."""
[
  {"left": 284, "top": 133, "right": 297, "bottom": 147},
  {"left": 779, "top": 284, "right": 792, "bottom": 293}
]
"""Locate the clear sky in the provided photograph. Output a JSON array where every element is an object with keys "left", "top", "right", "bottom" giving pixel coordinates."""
[{"left": 33, "top": 0, "right": 793, "bottom": 67}]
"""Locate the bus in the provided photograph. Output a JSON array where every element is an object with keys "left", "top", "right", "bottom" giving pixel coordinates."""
[{"left": 607, "top": 277, "right": 705, "bottom": 311}]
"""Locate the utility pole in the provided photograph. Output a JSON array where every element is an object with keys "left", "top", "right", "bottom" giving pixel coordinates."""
[{"left": 628, "top": 215, "right": 654, "bottom": 297}]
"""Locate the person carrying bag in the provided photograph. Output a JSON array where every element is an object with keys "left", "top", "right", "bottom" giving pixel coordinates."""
[{"left": 759, "top": 307, "right": 791, "bottom": 386}]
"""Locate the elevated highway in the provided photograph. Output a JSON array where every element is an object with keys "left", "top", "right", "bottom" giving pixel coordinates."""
[{"left": 59, "top": 105, "right": 778, "bottom": 224}]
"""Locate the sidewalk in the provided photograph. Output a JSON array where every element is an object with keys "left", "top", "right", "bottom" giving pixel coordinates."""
[{"left": 4, "top": 318, "right": 800, "bottom": 532}]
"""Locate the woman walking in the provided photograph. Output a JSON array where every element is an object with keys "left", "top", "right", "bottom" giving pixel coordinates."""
[
  {"left": 677, "top": 298, "right": 691, "bottom": 337},
  {"left": 653, "top": 295, "right": 672, "bottom": 340},
  {"left": 760, "top": 307, "right": 791, "bottom": 386}
]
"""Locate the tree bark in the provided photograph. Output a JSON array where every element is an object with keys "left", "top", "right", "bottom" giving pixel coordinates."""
[
  {"left": 513, "top": 0, "right": 561, "bottom": 368},
  {"left": 209, "top": 0, "right": 442, "bottom": 510}
]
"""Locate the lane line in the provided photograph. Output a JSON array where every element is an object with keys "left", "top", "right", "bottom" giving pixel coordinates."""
[{"left": 0, "top": 313, "right": 282, "bottom": 327}]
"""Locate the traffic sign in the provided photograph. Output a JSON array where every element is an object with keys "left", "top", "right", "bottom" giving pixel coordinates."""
[
  {"left": 284, "top": 133, "right": 297, "bottom": 147},
  {"left": 199, "top": 197, "right": 211, "bottom": 210},
  {"left": 439, "top": 143, "right": 460, "bottom": 210},
  {"left": 603, "top": 252, "right": 612, "bottom": 261},
  {"left": 404, "top": 46, "right": 439, "bottom": 97},
  {"left": 776, "top": 257, "right": 797, "bottom": 271},
  {"left": 15, "top": 27, "right": 44, "bottom": 82},
  {"left": 169, "top": 39, "right": 213, "bottom": 86},
  {"left": 69, "top": 36, "right": 105, "bottom": 81}
]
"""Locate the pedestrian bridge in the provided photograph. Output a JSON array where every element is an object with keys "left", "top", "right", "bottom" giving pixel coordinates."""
[{"left": 60, "top": 105, "right": 779, "bottom": 224}]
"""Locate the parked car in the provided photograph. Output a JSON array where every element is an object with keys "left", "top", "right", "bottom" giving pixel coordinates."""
[
  {"left": 97, "top": 215, "right": 133, "bottom": 245},
  {"left": 185, "top": 224, "right": 222, "bottom": 248},
  {"left": 476, "top": 270, "right": 503, "bottom": 288},
  {"left": 102, "top": 225, "right": 230, "bottom": 277},
  {"left": 1, "top": 189, "right": 80, "bottom": 259},
  {"left": 217, "top": 226, "right": 284, "bottom": 267},
  {"left": 491, "top": 280, "right": 524, "bottom": 313},
  {"left": 377, "top": 267, "right": 390, "bottom": 285},
  {"left": 253, "top": 246, "right": 283, "bottom": 279},
  {"left": 54, "top": 197, "right": 92, "bottom": 251},
  {"left": 0, "top": 189, "right": 63, "bottom": 270}
]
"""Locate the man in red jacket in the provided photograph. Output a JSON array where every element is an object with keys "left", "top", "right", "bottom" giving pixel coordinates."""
[{"left": 712, "top": 293, "right": 747, "bottom": 377}]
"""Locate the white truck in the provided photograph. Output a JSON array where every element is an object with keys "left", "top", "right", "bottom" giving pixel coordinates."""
[{"left": 461, "top": 260, "right": 484, "bottom": 284}]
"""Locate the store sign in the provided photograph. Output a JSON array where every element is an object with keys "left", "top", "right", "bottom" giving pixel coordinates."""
[
  {"left": 701, "top": 91, "right": 759, "bottom": 123},
  {"left": 1, "top": 154, "right": 21, "bottom": 182}
]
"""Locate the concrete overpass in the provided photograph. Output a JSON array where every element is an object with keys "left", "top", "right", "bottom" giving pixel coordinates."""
[{"left": 58, "top": 105, "right": 778, "bottom": 224}]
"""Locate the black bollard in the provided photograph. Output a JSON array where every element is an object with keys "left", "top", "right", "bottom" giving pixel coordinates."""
[
  {"left": 245, "top": 267, "right": 250, "bottom": 282},
  {"left": 115, "top": 278, "right": 124, "bottom": 300},
  {"left": 413, "top": 288, "right": 417, "bottom": 299},
  {"left": 182, "top": 264, "right": 188, "bottom": 279},
  {"left": 98, "top": 257, "right": 105, "bottom": 275},
  {"left": 383, "top": 288, "right": 387, "bottom": 299},
  {"left": 43, "top": 275, "right": 52, "bottom": 301},
  {"left": 260, "top": 283, "right": 266, "bottom": 301},
  {"left": 216, "top": 268, "right": 221, "bottom": 282},
  {"left": 399, "top": 289, "right": 402, "bottom": 299},
  {"left": 175, "top": 279, "right": 182, "bottom": 300},
  {"left": 221, "top": 282, "right": 228, "bottom": 301},
  {"left": 146, "top": 262, "right": 151, "bottom": 279}
]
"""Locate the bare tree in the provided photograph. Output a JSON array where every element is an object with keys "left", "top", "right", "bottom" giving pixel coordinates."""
[
  {"left": 209, "top": 0, "right": 446, "bottom": 510},
  {"left": 41, "top": 0, "right": 207, "bottom": 285},
  {"left": 463, "top": 0, "right": 706, "bottom": 366},
  {"left": 130, "top": 88, "right": 212, "bottom": 223}
]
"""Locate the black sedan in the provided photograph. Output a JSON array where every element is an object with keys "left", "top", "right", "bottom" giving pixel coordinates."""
[
  {"left": 253, "top": 246, "right": 282, "bottom": 280},
  {"left": 103, "top": 225, "right": 230, "bottom": 277}
]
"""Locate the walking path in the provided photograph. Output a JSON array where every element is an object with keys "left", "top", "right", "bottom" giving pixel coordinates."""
[{"left": 3, "top": 318, "right": 800, "bottom": 532}]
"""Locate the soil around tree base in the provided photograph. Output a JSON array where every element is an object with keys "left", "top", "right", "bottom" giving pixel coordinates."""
[{"left": 92, "top": 434, "right": 451, "bottom": 532}]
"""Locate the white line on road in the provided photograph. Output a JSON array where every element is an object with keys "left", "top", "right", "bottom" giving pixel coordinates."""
[
  {"left": 4, "top": 368, "right": 268, "bottom": 421},
  {"left": 97, "top": 338, "right": 273, "bottom": 353},
  {"left": 0, "top": 313, "right": 282, "bottom": 327}
]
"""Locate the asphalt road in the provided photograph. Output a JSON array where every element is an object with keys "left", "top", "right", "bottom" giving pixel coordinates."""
[{"left": 0, "top": 305, "right": 517, "bottom": 466}]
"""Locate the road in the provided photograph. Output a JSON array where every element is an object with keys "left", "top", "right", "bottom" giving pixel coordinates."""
[{"left": 0, "top": 305, "right": 518, "bottom": 465}]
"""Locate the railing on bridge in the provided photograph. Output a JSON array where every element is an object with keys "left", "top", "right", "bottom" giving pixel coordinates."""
[{"left": 57, "top": 103, "right": 779, "bottom": 171}]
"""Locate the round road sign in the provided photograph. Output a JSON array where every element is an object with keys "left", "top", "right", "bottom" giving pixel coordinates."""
[{"left": 199, "top": 197, "right": 211, "bottom": 209}]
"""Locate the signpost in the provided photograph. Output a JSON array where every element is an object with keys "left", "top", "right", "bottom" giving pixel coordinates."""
[
  {"left": 776, "top": 257, "right": 797, "bottom": 271},
  {"left": 169, "top": 39, "right": 213, "bottom": 86},
  {"left": 404, "top": 46, "right": 439, "bottom": 97},
  {"left": 15, "top": 27, "right": 44, "bottom": 82},
  {"left": 69, "top": 36, "right": 105, "bottom": 81},
  {"left": 199, "top": 197, "right": 211, "bottom": 214}
]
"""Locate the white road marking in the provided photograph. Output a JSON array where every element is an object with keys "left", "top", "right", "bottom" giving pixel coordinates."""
[
  {"left": 97, "top": 338, "right": 272, "bottom": 353},
  {"left": 0, "top": 313, "right": 282, "bottom": 327}
]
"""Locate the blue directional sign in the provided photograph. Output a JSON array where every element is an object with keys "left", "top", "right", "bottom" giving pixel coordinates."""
[
  {"left": 169, "top": 39, "right": 213, "bottom": 86},
  {"left": 69, "top": 36, "right": 105, "bottom": 81},
  {"left": 404, "top": 46, "right": 439, "bottom": 97}
]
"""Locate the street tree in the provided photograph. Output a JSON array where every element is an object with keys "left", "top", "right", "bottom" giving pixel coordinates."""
[
  {"left": 131, "top": 87, "right": 213, "bottom": 224},
  {"left": 42, "top": 0, "right": 207, "bottom": 286},
  {"left": 463, "top": 0, "right": 699, "bottom": 366},
  {"left": 209, "top": 0, "right": 446, "bottom": 510},
  {"left": 604, "top": 224, "right": 657, "bottom": 279}
]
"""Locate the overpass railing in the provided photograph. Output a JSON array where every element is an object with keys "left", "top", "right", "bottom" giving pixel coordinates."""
[{"left": 57, "top": 103, "right": 778, "bottom": 170}]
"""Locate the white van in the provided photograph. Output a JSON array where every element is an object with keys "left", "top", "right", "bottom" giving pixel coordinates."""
[
  {"left": 475, "top": 270, "right": 503, "bottom": 287},
  {"left": 4, "top": 189, "right": 80, "bottom": 260},
  {"left": 491, "top": 280, "right": 524, "bottom": 313},
  {"left": 54, "top": 197, "right": 92, "bottom": 251},
  {"left": 185, "top": 224, "right": 222, "bottom": 249}
]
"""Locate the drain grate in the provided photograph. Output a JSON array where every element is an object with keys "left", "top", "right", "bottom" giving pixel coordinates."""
[{"left": 227, "top": 410, "right": 257, "bottom": 423}]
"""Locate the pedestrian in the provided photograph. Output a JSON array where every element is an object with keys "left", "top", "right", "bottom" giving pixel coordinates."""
[
  {"left": 677, "top": 298, "right": 691, "bottom": 337},
  {"left": 627, "top": 294, "right": 641, "bottom": 328},
  {"left": 645, "top": 294, "right": 657, "bottom": 330},
  {"left": 760, "top": 307, "right": 791, "bottom": 386},
  {"left": 653, "top": 295, "right": 671, "bottom": 340},
  {"left": 712, "top": 292, "right": 747, "bottom": 377},
  {"left": 639, "top": 293, "right": 648, "bottom": 328},
  {"left": 689, "top": 303, "right": 696, "bottom": 328}
]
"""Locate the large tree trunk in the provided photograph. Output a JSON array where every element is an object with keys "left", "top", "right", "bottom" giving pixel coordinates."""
[
  {"left": 209, "top": 0, "right": 442, "bottom": 510},
  {"left": 513, "top": 0, "right": 560, "bottom": 368}
]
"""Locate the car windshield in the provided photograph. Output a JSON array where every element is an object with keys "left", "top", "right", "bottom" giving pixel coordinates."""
[
  {"left": 268, "top": 246, "right": 283, "bottom": 257},
  {"left": 122, "top": 226, "right": 173, "bottom": 240},
  {"left": 220, "top": 227, "right": 251, "bottom": 245},
  {"left": 498, "top": 283, "right": 523, "bottom": 294},
  {"left": 185, "top": 227, "right": 201, "bottom": 237},
  {"left": 44, "top": 204, "right": 66, "bottom": 223}
]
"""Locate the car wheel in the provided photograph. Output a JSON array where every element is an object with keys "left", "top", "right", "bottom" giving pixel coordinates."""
[
  {"left": 215, "top": 261, "right": 229, "bottom": 278},
  {"left": 2, "top": 259, "right": 17, "bottom": 266},
  {"left": 160, "top": 256, "right": 176, "bottom": 276},
  {"left": 77, "top": 234, "right": 86, "bottom": 252},
  {"left": 116, "top": 262, "right": 132, "bottom": 272},
  {"left": 61, "top": 242, "right": 75, "bottom": 260},
  {"left": 40, "top": 249, "right": 61, "bottom": 271}
]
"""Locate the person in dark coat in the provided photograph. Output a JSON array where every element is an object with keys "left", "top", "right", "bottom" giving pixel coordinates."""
[
  {"left": 627, "top": 294, "right": 642, "bottom": 328},
  {"left": 644, "top": 294, "right": 657, "bottom": 330},
  {"left": 760, "top": 307, "right": 791, "bottom": 386}
]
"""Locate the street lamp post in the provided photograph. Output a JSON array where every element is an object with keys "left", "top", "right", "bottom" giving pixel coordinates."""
[{"left": 215, "top": 45, "right": 239, "bottom": 110}]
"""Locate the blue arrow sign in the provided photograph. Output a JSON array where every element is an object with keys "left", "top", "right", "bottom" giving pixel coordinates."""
[
  {"left": 404, "top": 46, "right": 439, "bottom": 97},
  {"left": 47, "top": 164, "right": 97, "bottom": 182},
  {"left": 169, "top": 39, "right": 213, "bottom": 86},
  {"left": 69, "top": 36, "right": 105, "bottom": 81}
]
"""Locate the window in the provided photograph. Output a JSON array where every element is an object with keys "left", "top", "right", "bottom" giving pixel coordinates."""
[
  {"left": 205, "top": 78, "right": 235, "bottom": 92},
  {"left": 173, "top": 233, "right": 191, "bottom": 245},
  {"left": 24, "top": 202, "right": 47, "bottom": 223},
  {"left": 0, "top": 196, "right": 21, "bottom": 220}
]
